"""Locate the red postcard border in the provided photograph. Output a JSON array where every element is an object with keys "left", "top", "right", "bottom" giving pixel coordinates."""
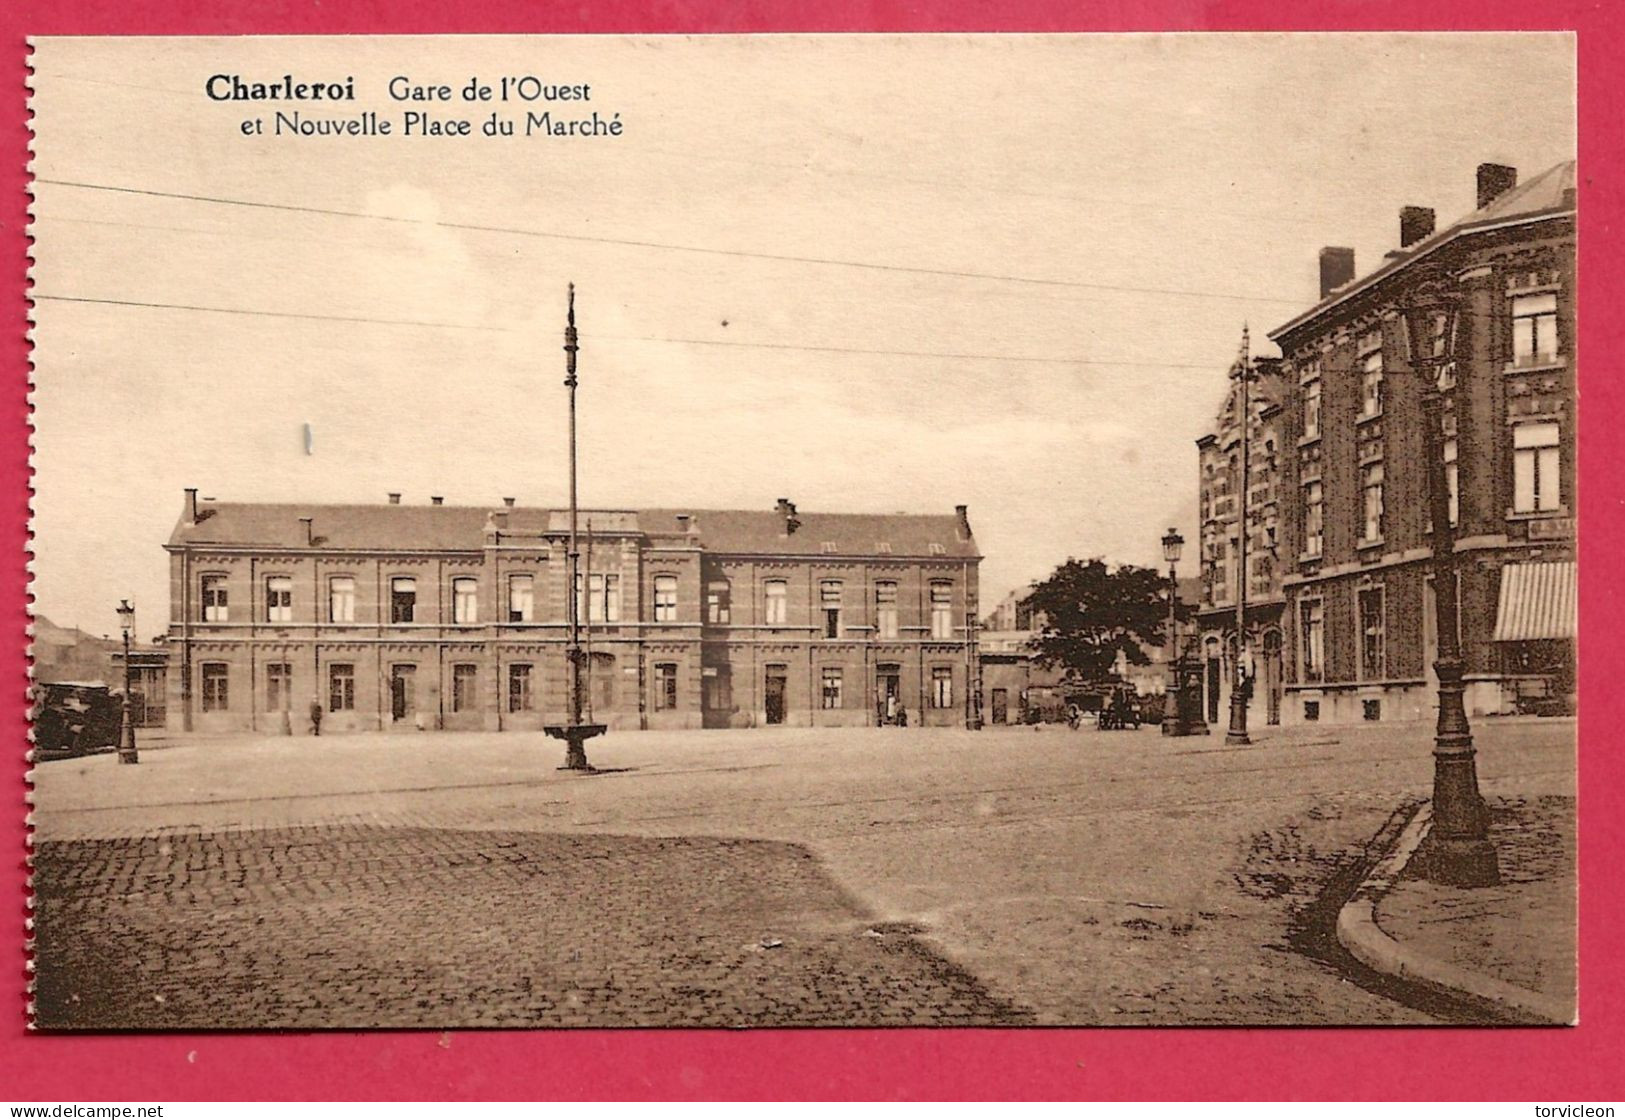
[{"left": 4, "top": 0, "right": 1620, "bottom": 1102}]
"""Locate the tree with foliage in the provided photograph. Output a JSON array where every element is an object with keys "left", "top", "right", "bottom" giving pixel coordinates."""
[{"left": 1025, "top": 557, "right": 1188, "bottom": 686}]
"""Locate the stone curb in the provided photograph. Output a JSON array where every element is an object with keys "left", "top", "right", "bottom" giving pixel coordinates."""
[{"left": 1335, "top": 802, "right": 1575, "bottom": 1026}]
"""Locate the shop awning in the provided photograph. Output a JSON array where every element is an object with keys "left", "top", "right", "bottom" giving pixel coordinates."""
[{"left": 1493, "top": 561, "right": 1577, "bottom": 642}]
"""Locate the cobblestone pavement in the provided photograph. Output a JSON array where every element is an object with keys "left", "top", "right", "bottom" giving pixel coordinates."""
[
  {"left": 33, "top": 827, "right": 1029, "bottom": 1028},
  {"left": 31, "top": 717, "right": 1576, "bottom": 1026},
  {"left": 1376, "top": 794, "right": 1577, "bottom": 1013}
]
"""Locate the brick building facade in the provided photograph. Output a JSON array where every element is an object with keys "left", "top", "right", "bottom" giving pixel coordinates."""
[
  {"left": 164, "top": 492, "right": 980, "bottom": 734},
  {"left": 1267, "top": 160, "right": 1576, "bottom": 725},
  {"left": 1195, "top": 357, "right": 1289, "bottom": 728}
]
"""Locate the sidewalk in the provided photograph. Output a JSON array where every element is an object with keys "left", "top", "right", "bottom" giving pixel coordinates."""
[{"left": 1338, "top": 794, "right": 1576, "bottom": 1024}]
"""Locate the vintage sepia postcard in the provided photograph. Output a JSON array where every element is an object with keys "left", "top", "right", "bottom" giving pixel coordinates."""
[{"left": 25, "top": 32, "right": 1577, "bottom": 1030}]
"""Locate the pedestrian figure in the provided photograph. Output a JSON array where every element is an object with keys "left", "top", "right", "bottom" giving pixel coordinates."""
[
  {"left": 885, "top": 693, "right": 898, "bottom": 725},
  {"left": 309, "top": 699, "right": 323, "bottom": 737},
  {"left": 1066, "top": 703, "right": 1083, "bottom": 731},
  {"left": 898, "top": 706, "right": 908, "bottom": 728}
]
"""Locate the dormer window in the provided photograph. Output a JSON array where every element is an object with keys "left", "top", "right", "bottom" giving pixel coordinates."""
[
  {"left": 820, "top": 540, "right": 838, "bottom": 553},
  {"left": 876, "top": 542, "right": 893, "bottom": 554},
  {"left": 929, "top": 543, "right": 946, "bottom": 555}
]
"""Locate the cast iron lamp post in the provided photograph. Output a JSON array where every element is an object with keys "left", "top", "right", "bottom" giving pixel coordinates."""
[
  {"left": 1402, "top": 280, "right": 1499, "bottom": 887},
  {"left": 1161, "top": 528, "right": 1184, "bottom": 736},
  {"left": 115, "top": 599, "right": 139, "bottom": 765}
]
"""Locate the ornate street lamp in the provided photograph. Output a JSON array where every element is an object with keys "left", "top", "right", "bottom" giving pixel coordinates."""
[
  {"left": 1402, "top": 278, "right": 1499, "bottom": 887},
  {"left": 1161, "top": 528, "right": 1185, "bottom": 737},
  {"left": 1226, "top": 328, "right": 1254, "bottom": 746},
  {"left": 115, "top": 599, "right": 139, "bottom": 765}
]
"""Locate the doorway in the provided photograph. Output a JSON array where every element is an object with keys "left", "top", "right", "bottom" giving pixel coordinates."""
[
  {"left": 1263, "top": 629, "right": 1284, "bottom": 726},
  {"left": 390, "top": 664, "right": 416, "bottom": 722},
  {"left": 764, "top": 665, "right": 788, "bottom": 726},
  {"left": 1205, "top": 655, "right": 1221, "bottom": 724},
  {"left": 990, "top": 687, "right": 1009, "bottom": 725},
  {"left": 876, "top": 663, "right": 902, "bottom": 725}
]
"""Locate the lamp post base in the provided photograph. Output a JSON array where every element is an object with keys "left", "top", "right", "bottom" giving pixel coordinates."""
[
  {"left": 1224, "top": 694, "right": 1251, "bottom": 746},
  {"left": 545, "top": 723, "right": 608, "bottom": 771},
  {"left": 1415, "top": 833, "right": 1501, "bottom": 888}
]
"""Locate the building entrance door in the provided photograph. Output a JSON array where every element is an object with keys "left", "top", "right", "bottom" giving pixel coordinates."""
[
  {"left": 876, "top": 664, "right": 902, "bottom": 724},
  {"left": 990, "top": 688, "right": 1008, "bottom": 725},
  {"left": 390, "top": 664, "right": 416, "bottom": 722},
  {"left": 1263, "top": 630, "right": 1283, "bottom": 726},
  {"left": 764, "top": 666, "right": 787, "bottom": 726}
]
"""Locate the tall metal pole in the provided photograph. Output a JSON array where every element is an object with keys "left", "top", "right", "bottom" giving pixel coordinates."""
[
  {"left": 1162, "top": 557, "right": 1179, "bottom": 736},
  {"left": 1226, "top": 327, "right": 1253, "bottom": 745},
  {"left": 1411, "top": 291, "right": 1498, "bottom": 886},
  {"left": 562, "top": 284, "right": 590, "bottom": 769},
  {"left": 117, "top": 600, "right": 138, "bottom": 764}
]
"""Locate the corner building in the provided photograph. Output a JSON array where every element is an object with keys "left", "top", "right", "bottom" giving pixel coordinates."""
[
  {"left": 163, "top": 493, "right": 980, "bottom": 734},
  {"left": 1268, "top": 161, "right": 1576, "bottom": 725}
]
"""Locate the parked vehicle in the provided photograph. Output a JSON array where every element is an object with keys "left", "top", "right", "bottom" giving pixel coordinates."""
[
  {"left": 1097, "top": 686, "right": 1142, "bottom": 731},
  {"left": 32, "top": 682, "right": 121, "bottom": 761}
]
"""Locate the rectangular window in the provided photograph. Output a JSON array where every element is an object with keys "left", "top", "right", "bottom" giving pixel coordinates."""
[
  {"left": 707, "top": 583, "right": 731, "bottom": 624},
  {"left": 452, "top": 576, "right": 478, "bottom": 624},
  {"left": 1361, "top": 462, "right": 1385, "bottom": 543},
  {"left": 1299, "top": 600, "right": 1324, "bottom": 684},
  {"left": 390, "top": 577, "right": 416, "bottom": 624},
  {"left": 821, "top": 666, "right": 843, "bottom": 709},
  {"left": 507, "top": 663, "right": 533, "bottom": 713},
  {"left": 507, "top": 574, "right": 534, "bottom": 622},
  {"left": 930, "top": 582, "right": 954, "bottom": 639},
  {"left": 201, "top": 575, "right": 228, "bottom": 622},
  {"left": 653, "top": 663, "right": 678, "bottom": 710},
  {"left": 266, "top": 661, "right": 292, "bottom": 713},
  {"left": 1303, "top": 377, "right": 1322, "bottom": 440},
  {"left": 200, "top": 662, "right": 229, "bottom": 711},
  {"left": 579, "top": 574, "right": 622, "bottom": 623},
  {"left": 1303, "top": 481, "right": 1324, "bottom": 557},
  {"left": 1511, "top": 291, "right": 1559, "bottom": 366},
  {"left": 265, "top": 576, "right": 293, "bottom": 623},
  {"left": 821, "top": 580, "right": 842, "bottom": 639},
  {"left": 1359, "top": 330, "right": 1384, "bottom": 417},
  {"left": 328, "top": 663, "right": 355, "bottom": 712},
  {"left": 1359, "top": 587, "right": 1386, "bottom": 680},
  {"left": 875, "top": 581, "right": 899, "bottom": 639},
  {"left": 653, "top": 575, "right": 678, "bottom": 622},
  {"left": 931, "top": 666, "right": 953, "bottom": 708},
  {"left": 452, "top": 663, "right": 477, "bottom": 713},
  {"left": 328, "top": 576, "right": 356, "bottom": 623},
  {"left": 1444, "top": 438, "right": 1459, "bottom": 527},
  {"left": 1513, "top": 422, "right": 1562, "bottom": 513},
  {"left": 764, "top": 580, "right": 788, "bottom": 625}
]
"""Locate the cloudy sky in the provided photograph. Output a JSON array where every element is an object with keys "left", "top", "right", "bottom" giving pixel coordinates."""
[{"left": 28, "top": 34, "right": 1574, "bottom": 637}]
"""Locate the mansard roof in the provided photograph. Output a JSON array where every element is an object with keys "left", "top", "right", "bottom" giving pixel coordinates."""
[
  {"left": 166, "top": 500, "right": 980, "bottom": 559},
  {"left": 1269, "top": 159, "right": 1576, "bottom": 345}
]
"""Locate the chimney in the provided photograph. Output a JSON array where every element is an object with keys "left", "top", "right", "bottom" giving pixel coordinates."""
[
  {"left": 430, "top": 496, "right": 444, "bottom": 506},
  {"left": 1319, "top": 247, "right": 1356, "bottom": 298},
  {"left": 775, "top": 498, "right": 800, "bottom": 535},
  {"left": 503, "top": 497, "right": 516, "bottom": 508},
  {"left": 1477, "top": 163, "right": 1517, "bottom": 209},
  {"left": 184, "top": 487, "right": 199, "bottom": 524},
  {"left": 387, "top": 492, "right": 402, "bottom": 505},
  {"left": 675, "top": 513, "right": 691, "bottom": 533},
  {"left": 298, "top": 516, "right": 314, "bottom": 546},
  {"left": 1399, "top": 206, "right": 1435, "bottom": 248},
  {"left": 955, "top": 504, "right": 972, "bottom": 540}
]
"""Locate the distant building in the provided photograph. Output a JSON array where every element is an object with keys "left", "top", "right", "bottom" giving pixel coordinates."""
[
  {"left": 163, "top": 491, "right": 980, "bottom": 734},
  {"left": 977, "top": 584, "right": 1066, "bottom": 724},
  {"left": 1195, "top": 356, "right": 1290, "bottom": 727},
  {"left": 1268, "top": 160, "right": 1576, "bottom": 724}
]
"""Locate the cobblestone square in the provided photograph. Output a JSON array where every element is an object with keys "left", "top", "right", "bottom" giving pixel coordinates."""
[{"left": 30, "top": 718, "right": 1576, "bottom": 1026}]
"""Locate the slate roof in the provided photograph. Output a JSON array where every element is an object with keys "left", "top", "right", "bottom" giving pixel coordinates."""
[
  {"left": 166, "top": 501, "right": 979, "bottom": 559},
  {"left": 1269, "top": 159, "right": 1576, "bottom": 343}
]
